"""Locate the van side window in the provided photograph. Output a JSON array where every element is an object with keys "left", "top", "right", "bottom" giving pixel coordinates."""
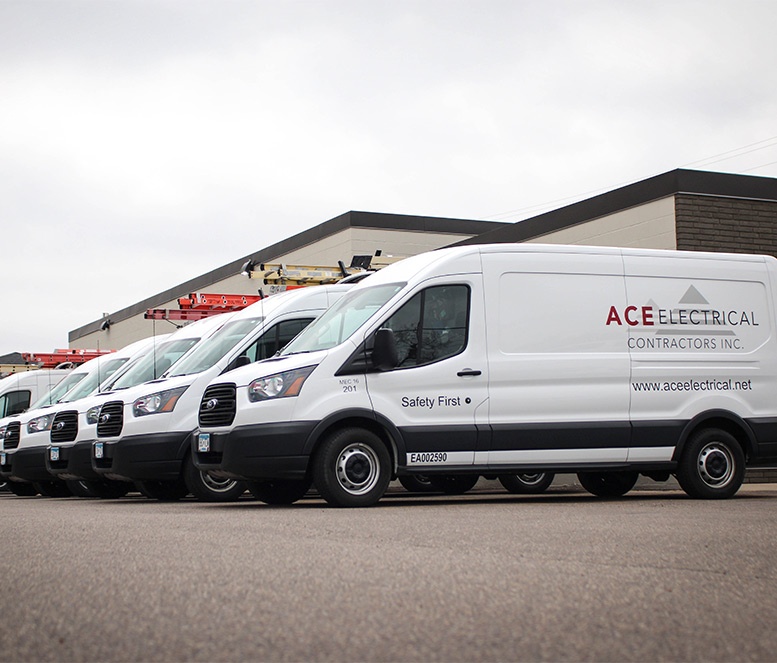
[
  {"left": 243, "top": 318, "right": 314, "bottom": 362},
  {"left": 0, "top": 390, "right": 31, "bottom": 417},
  {"left": 383, "top": 285, "right": 469, "bottom": 367}
]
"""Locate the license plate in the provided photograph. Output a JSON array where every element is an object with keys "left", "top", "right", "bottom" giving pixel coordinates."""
[
  {"left": 94, "top": 442, "right": 104, "bottom": 459},
  {"left": 0, "top": 452, "right": 5, "bottom": 465},
  {"left": 198, "top": 433, "right": 211, "bottom": 453},
  {"left": 49, "top": 447, "right": 60, "bottom": 462}
]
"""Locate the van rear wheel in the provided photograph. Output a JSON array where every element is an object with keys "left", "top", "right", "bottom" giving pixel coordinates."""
[
  {"left": 676, "top": 428, "right": 744, "bottom": 499},
  {"left": 428, "top": 474, "right": 479, "bottom": 494},
  {"left": 499, "top": 472, "right": 555, "bottom": 494},
  {"left": 248, "top": 479, "right": 311, "bottom": 505},
  {"left": 313, "top": 427, "right": 391, "bottom": 507},
  {"left": 578, "top": 471, "right": 638, "bottom": 497},
  {"left": 398, "top": 475, "right": 436, "bottom": 493}
]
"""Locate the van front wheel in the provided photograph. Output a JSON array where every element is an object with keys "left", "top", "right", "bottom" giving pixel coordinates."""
[
  {"left": 313, "top": 427, "right": 391, "bottom": 507},
  {"left": 676, "top": 428, "right": 744, "bottom": 499},
  {"left": 578, "top": 471, "right": 638, "bottom": 497},
  {"left": 184, "top": 456, "right": 246, "bottom": 502}
]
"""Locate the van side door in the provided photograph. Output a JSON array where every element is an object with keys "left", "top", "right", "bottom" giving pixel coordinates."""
[
  {"left": 482, "top": 250, "right": 631, "bottom": 467},
  {"left": 362, "top": 275, "right": 489, "bottom": 468}
]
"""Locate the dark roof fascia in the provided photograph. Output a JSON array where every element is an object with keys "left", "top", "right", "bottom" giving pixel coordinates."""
[
  {"left": 70, "top": 211, "right": 505, "bottom": 341},
  {"left": 453, "top": 169, "right": 777, "bottom": 246},
  {"left": 0, "top": 352, "right": 24, "bottom": 364}
]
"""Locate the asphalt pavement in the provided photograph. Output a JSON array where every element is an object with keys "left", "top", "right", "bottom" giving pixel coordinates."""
[{"left": 1, "top": 480, "right": 777, "bottom": 662}]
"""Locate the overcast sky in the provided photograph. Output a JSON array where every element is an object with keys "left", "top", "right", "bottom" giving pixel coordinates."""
[{"left": 2, "top": 0, "right": 777, "bottom": 355}]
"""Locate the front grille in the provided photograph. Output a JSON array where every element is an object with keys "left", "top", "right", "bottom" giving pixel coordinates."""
[
  {"left": 3, "top": 421, "right": 21, "bottom": 449},
  {"left": 96, "top": 401, "right": 124, "bottom": 438},
  {"left": 50, "top": 410, "right": 78, "bottom": 443},
  {"left": 199, "top": 384, "right": 237, "bottom": 428}
]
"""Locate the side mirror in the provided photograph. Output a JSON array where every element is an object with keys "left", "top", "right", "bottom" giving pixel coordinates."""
[
  {"left": 234, "top": 355, "right": 251, "bottom": 369},
  {"left": 372, "top": 328, "right": 398, "bottom": 371}
]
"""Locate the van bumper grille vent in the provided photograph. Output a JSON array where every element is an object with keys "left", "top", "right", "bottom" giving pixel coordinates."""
[
  {"left": 3, "top": 421, "right": 21, "bottom": 449},
  {"left": 199, "top": 384, "right": 237, "bottom": 428},
  {"left": 96, "top": 401, "right": 124, "bottom": 438},
  {"left": 50, "top": 410, "right": 78, "bottom": 443}
]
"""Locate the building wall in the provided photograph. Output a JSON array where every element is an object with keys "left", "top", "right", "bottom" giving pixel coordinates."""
[
  {"left": 275, "top": 227, "right": 469, "bottom": 266},
  {"left": 526, "top": 197, "right": 677, "bottom": 249},
  {"left": 72, "top": 227, "right": 475, "bottom": 349},
  {"left": 675, "top": 194, "right": 777, "bottom": 257}
]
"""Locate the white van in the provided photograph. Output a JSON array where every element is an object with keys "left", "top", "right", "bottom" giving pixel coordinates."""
[
  {"left": 44, "top": 314, "right": 234, "bottom": 498},
  {"left": 193, "top": 244, "right": 777, "bottom": 507},
  {"left": 0, "top": 369, "right": 71, "bottom": 493},
  {"left": 0, "top": 338, "right": 158, "bottom": 497},
  {"left": 90, "top": 284, "right": 352, "bottom": 501},
  {"left": 0, "top": 369, "right": 72, "bottom": 420}
]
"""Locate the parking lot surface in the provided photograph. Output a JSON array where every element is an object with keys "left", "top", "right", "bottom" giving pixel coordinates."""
[{"left": 2, "top": 480, "right": 777, "bottom": 662}]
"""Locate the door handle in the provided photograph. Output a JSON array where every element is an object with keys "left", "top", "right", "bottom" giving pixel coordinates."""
[{"left": 457, "top": 369, "right": 482, "bottom": 377}]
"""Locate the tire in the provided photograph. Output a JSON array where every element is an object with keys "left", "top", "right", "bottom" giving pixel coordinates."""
[
  {"left": 183, "top": 456, "right": 246, "bottom": 502},
  {"left": 66, "top": 480, "right": 96, "bottom": 498},
  {"left": 33, "top": 481, "right": 73, "bottom": 498},
  {"left": 676, "top": 428, "right": 745, "bottom": 499},
  {"left": 398, "top": 474, "right": 436, "bottom": 493},
  {"left": 6, "top": 482, "right": 38, "bottom": 496},
  {"left": 498, "top": 472, "right": 555, "bottom": 494},
  {"left": 81, "top": 479, "right": 131, "bottom": 499},
  {"left": 427, "top": 474, "right": 479, "bottom": 495},
  {"left": 248, "top": 479, "right": 311, "bottom": 505},
  {"left": 136, "top": 478, "right": 189, "bottom": 501},
  {"left": 313, "top": 427, "right": 391, "bottom": 507},
  {"left": 578, "top": 471, "right": 638, "bottom": 497}
]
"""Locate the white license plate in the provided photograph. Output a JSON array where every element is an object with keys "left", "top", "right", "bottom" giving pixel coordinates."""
[
  {"left": 49, "top": 447, "right": 60, "bottom": 462},
  {"left": 198, "top": 433, "right": 211, "bottom": 453},
  {"left": 0, "top": 452, "right": 6, "bottom": 465},
  {"left": 94, "top": 442, "right": 104, "bottom": 459}
]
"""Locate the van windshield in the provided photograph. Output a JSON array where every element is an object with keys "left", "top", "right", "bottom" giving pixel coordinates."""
[
  {"left": 29, "top": 373, "right": 87, "bottom": 409},
  {"left": 167, "top": 317, "right": 265, "bottom": 377},
  {"left": 107, "top": 338, "right": 200, "bottom": 391},
  {"left": 281, "top": 283, "right": 404, "bottom": 355},
  {"left": 58, "top": 358, "right": 130, "bottom": 403}
]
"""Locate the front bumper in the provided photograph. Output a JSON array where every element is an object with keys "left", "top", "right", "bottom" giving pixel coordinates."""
[
  {"left": 46, "top": 440, "right": 101, "bottom": 480},
  {"left": 3, "top": 447, "right": 50, "bottom": 483},
  {"left": 91, "top": 432, "right": 191, "bottom": 482},
  {"left": 192, "top": 421, "right": 317, "bottom": 481}
]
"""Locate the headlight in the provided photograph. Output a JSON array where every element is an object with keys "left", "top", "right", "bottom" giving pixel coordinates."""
[
  {"left": 27, "top": 414, "right": 54, "bottom": 434},
  {"left": 248, "top": 366, "right": 316, "bottom": 402},
  {"left": 86, "top": 406, "right": 101, "bottom": 425},
  {"left": 133, "top": 386, "right": 188, "bottom": 417}
]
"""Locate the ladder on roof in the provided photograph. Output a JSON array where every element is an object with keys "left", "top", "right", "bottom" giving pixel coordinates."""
[
  {"left": 243, "top": 252, "right": 402, "bottom": 285},
  {"left": 143, "top": 253, "right": 402, "bottom": 321},
  {"left": 22, "top": 349, "right": 113, "bottom": 368}
]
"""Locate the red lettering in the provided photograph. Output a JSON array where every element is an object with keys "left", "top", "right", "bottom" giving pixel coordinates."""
[
  {"left": 606, "top": 306, "right": 622, "bottom": 325},
  {"left": 642, "top": 306, "right": 654, "bottom": 326},
  {"left": 624, "top": 305, "right": 639, "bottom": 326}
]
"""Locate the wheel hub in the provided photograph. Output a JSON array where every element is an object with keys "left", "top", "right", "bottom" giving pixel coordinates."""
[
  {"left": 200, "top": 471, "right": 238, "bottom": 494},
  {"left": 698, "top": 444, "right": 733, "bottom": 487},
  {"left": 336, "top": 444, "right": 379, "bottom": 495}
]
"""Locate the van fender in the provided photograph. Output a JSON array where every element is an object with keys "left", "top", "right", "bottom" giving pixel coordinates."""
[
  {"left": 302, "top": 408, "right": 406, "bottom": 473},
  {"left": 672, "top": 409, "right": 757, "bottom": 462}
]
